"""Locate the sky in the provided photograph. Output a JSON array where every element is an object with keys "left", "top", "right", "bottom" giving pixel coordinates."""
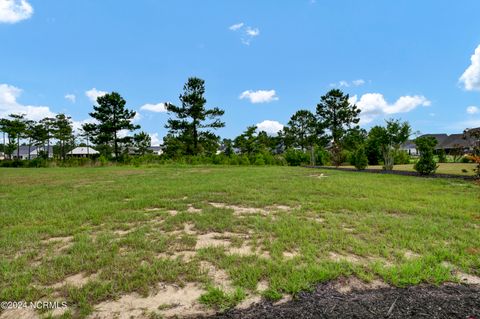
[{"left": 1, "top": 0, "right": 480, "bottom": 145}]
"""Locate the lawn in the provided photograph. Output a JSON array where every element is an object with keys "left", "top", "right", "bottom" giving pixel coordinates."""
[
  {"left": 0, "top": 165, "right": 479, "bottom": 318},
  {"left": 340, "top": 162, "right": 477, "bottom": 176}
]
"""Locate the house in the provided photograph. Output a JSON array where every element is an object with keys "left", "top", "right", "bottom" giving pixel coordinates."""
[
  {"left": 12, "top": 145, "right": 32, "bottom": 160},
  {"left": 438, "top": 134, "right": 472, "bottom": 153},
  {"left": 401, "top": 131, "right": 476, "bottom": 155},
  {"left": 68, "top": 147, "right": 99, "bottom": 157},
  {"left": 148, "top": 146, "right": 163, "bottom": 155},
  {"left": 401, "top": 140, "right": 419, "bottom": 156},
  {"left": 30, "top": 146, "right": 54, "bottom": 159},
  {"left": 11, "top": 146, "right": 53, "bottom": 160}
]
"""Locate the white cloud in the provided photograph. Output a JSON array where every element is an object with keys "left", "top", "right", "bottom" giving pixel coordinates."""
[
  {"left": 349, "top": 93, "right": 431, "bottom": 123},
  {"left": 467, "top": 106, "right": 479, "bottom": 114},
  {"left": 140, "top": 102, "right": 168, "bottom": 113},
  {"left": 71, "top": 118, "right": 97, "bottom": 134},
  {"left": 245, "top": 27, "right": 259, "bottom": 37},
  {"left": 229, "top": 22, "right": 244, "bottom": 31},
  {"left": 64, "top": 94, "right": 76, "bottom": 103},
  {"left": 352, "top": 79, "right": 366, "bottom": 86},
  {"left": 459, "top": 44, "right": 480, "bottom": 91},
  {"left": 239, "top": 90, "right": 279, "bottom": 104},
  {"left": 331, "top": 79, "right": 366, "bottom": 88},
  {"left": 85, "top": 88, "right": 107, "bottom": 104},
  {"left": 0, "top": 0, "right": 33, "bottom": 23},
  {"left": 0, "top": 83, "right": 55, "bottom": 120},
  {"left": 132, "top": 112, "right": 142, "bottom": 123},
  {"left": 229, "top": 22, "right": 260, "bottom": 45},
  {"left": 149, "top": 133, "right": 161, "bottom": 146},
  {"left": 256, "top": 120, "right": 284, "bottom": 136}
]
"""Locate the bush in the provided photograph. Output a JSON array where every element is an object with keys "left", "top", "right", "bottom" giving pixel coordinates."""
[
  {"left": 414, "top": 136, "right": 438, "bottom": 175},
  {"left": 351, "top": 147, "right": 368, "bottom": 170},
  {"left": 310, "top": 147, "right": 330, "bottom": 166},
  {"left": 461, "top": 156, "right": 473, "bottom": 163},
  {"left": 98, "top": 155, "right": 109, "bottom": 166},
  {"left": 284, "top": 148, "right": 309, "bottom": 166},
  {"left": 437, "top": 149, "right": 447, "bottom": 163},
  {"left": 253, "top": 154, "right": 266, "bottom": 165},
  {"left": 394, "top": 150, "right": 410, "bottom": 165}
]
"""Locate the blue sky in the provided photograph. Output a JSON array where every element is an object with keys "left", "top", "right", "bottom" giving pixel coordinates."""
[{"left": 1, "top": 0, "right": 480, "bottom": 145}]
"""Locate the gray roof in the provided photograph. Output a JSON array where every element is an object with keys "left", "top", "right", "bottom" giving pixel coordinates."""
[
  {"left": 438, "top": 134, "right": 471, "bottom": 149},
  {"left": 419, "top": 134, "right": 449, "bottom": 148}
]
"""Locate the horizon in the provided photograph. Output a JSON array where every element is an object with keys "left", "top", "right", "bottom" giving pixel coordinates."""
[{"left": 1, "top": 0, "right": 480, "bottom": 145}]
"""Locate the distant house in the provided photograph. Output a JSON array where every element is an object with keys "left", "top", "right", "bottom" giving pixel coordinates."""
[
  {"left": 401, "top": 140, "right": 419, "bottom": 156},
  {"left": 30, "top": 146, "right": 54, "bottom": 159},
  {"left": 12, "top": 146, "right": 54, "bottom": 160},
  {"left": 401, "top": 131, "right": 476, "bottom": 155},
  {"left": 68, "top": 147, "right": 99, "bottom": 158},
  {"left": 438, "top": 134, "right": 472, "bottom": 153},
  {"left": 148, "top": 146, "right": 163, "bottom": 155}
]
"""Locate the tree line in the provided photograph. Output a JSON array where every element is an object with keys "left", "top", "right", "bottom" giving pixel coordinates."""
[{"left": 2, "top": 76, "right": 474, "bottom": 174}]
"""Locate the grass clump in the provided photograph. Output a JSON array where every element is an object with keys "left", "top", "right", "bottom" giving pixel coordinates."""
[{"left": 199, "top": 286, "right": 246, "bottom": 310}]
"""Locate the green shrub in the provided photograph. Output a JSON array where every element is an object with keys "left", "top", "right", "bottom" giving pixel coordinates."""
[
  {"left": 309, "top": 147, "right": 330, "bottom": 166},
  {"left": 351, "top": 147, "right": 368, "bottom": 170},
  {"left": 98, "top": 155, "right": 109, "bottom": 166},
  {"left": 253, "top": 154, "right": 266, "bottom": 165},
  {"left": 437, "top": 149, "right": 447, "bottom": 163},
  {"left": 414, "top": 136, "right": 438, "bottom": 175},
  {"left": 394, "top": 150, "right": 410, "bottom": 165},
  {"left": 461, "top": 156, "right": 473, "bottom": 163},
  {"left": 285, "top": 148, "right": 309, "bottom": 166}
]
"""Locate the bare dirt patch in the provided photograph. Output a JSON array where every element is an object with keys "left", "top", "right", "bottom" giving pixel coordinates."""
[
  {"left": 187, "top": 205, "right": 202, "bottom": 213},
  {"left": 157, "top": 251, "right": 197, "bottom": 262},
  {"left": 404, "top": 250, "right": 421, "bottom": 260},
  {"left": 88, "top": 283, "right": 211, "bottom": 319},
  {"left": 209, "top": 202, "right": 268, "bottom": 215},
  {"left": 333, "top": 277, "right": 389, "bottom": 294},
  {"left": 201, "top": 261, "right": 233, "bottom": 291},
  {"left": 328, "top": 252, "right": 363, "bottom": 264},
  {"left": 0, "top": 308, "right": 39, "bottom": 319},
  {"left": 195, "top": 233, "right": 231, "bottom": 250},
  {"left": 226, "top": 242, "right": 270, "bottom": 259},
  {"left": 50, "top": 272, "right": 98, "bottom": 289},
  {"left": 282, "top": 250, "right": 300, "bottom": 259}
]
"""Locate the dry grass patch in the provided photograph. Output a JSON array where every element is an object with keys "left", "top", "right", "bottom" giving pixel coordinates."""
[
  {"left": 87, "top": 283, "right": 210, "bottom": 319},
  {"left": 333, "top": 277, "right": 389, "bottom": 294}
]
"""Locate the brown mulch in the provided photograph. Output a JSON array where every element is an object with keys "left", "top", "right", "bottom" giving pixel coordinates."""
[
  {"left": 305, "top": 166, "right": 478, "bottom": 180},
  {"left": 208, "top": 282, "right": 480, "bottom": 319}
]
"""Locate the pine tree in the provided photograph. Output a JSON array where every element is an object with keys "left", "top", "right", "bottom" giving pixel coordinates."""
[
  {"left": 85, "top": 92, "right": 139, "bottom": 159},
  {"left": 165, "top": 77, "right": 224, "bottom": 156},
  {"left": 316, "top": 89, "right": 361, "bottom": 166}
]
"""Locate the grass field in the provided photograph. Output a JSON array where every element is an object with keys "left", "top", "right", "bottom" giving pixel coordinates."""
[
  {"left": 1, "top": 166, "right": 479, "bottom": 318},
  {"left": 340, "top": 163, "right": 477, "bottom": 176}
]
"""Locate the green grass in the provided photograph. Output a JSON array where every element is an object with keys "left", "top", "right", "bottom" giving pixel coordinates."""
[
  {"left": 0, "top": 165, "right": 479, "bottom": 317},
  {"left": 340, "top": 162, "right": 477, "bottom": 176}
]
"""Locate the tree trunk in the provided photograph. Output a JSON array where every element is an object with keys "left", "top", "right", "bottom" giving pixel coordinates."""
[
  {"left": 17, "top": 136, "right": 20, "bottom": 159},
  {"left": 28, "top": 138, "right": 31, "bottom": 160},
  {"left": 193, "top": 121, "right": 198, "bottom": 155},
  {"left": 114, "top": 131, "right": 118, "bottom": 160}
]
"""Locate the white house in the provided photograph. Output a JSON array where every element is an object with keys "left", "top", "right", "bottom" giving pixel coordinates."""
[{"left": 69, "top": 147, "right": 99, "bottom": 157}]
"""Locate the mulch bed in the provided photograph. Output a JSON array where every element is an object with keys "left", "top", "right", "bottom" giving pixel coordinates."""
[
  {"left": 209, "top": 282, "right": 480, "bottom": 319},
  {"left": 305, "top": 166, "right": 478, "bottom": 180}
]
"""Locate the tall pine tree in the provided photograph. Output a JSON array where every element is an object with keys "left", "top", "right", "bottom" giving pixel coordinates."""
[
  {"left": 84, "top": 92, "right": 139, "bottom": 159},
  {"left": 316, "top": 89, "right": 361, "bottom": 166},
  {"left": 164, "top": 77, "right": 225, "bottom": 156}
]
